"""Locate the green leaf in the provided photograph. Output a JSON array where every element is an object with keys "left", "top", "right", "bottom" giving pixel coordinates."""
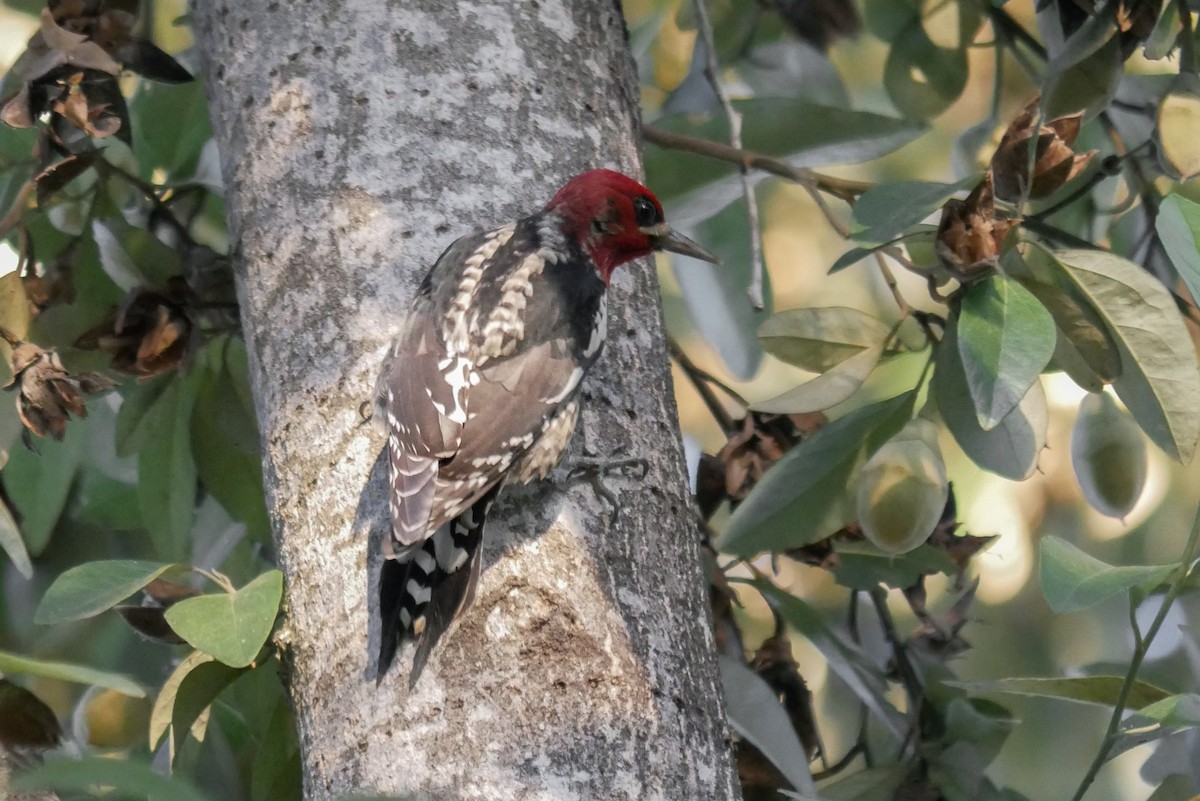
[
  {"left": 821, "top": 765, "right": 910, "bottom": 801},
  {"left": 115, "top": 372, "right": 176, "bottom": 458},
  {"left": 957, "top": 275, "right": 1056, "bottom": 429},
  {"left": 717, "top": 392, "right": 915, "bottom": 556},
  {"left": 3, "top": 417, "right": 86, "bottom": 555},
  {"left": 150, "top": 650, "right": 214, "bottom": 754},
  {"left": 758, "top": 306, "right": 891, "bottom": 372},
  {"left": 883, "top": 18, "right": 968, "bottom": 120},
  {"left": 1017, "top": 276, "right": 1121, "bottom": 384},
  {"left": 717, "top": 655, "right": 817, "bottom": 798},
  {"left": 852, "top": 177, "right": 979, "bottom": 243},
  {"left": 164, "top": 570, "right": 284, "bottom": 668},
  {"left": 129, "top": 78, "right": 213, "bottom": 179},
  {"left": 831, "top": 541, "right": 955, "bottom": 591},
  {"left": 43, "top": 560, "right": 158, "bottom": 621},
  {"left": 756, "top": 580, "right": 906, "bottom": 738},
  {"left": 138, "top": 371, "right": 201, "bottom": 561},
  {"left": 934, "top": 319, "right": 1048, "bottom": 480},
  {"left": 946, "top": 675, "right": 1171, "bottom": 710},
  {"left": 1156, "top": 193, "right": 1200, "bottom": 308},
  {"left": 92, "top": 218, "right": 183, "bottom": 291},
  {"left": 0, "top": 495, "right": 31, "bottom": 579},
  {"left": 14, "top": 755, "right": 213, "bottom": 801},
  {"left": 647, "top": 99, "right": 924, "bottom": 223},
  {"left": 942, "top": 697, "right": 1017, "bottom": 767},
  {"left": 752, "top": 343, "right": 884, "bottom": 414},
  {"left": 1136, "top": 693, "right": 1200, "bottom": 728},
  {"left": 1050, "top": 248, "right": 1200, "bottom": 463},
  {"left": 251, "top": 693, "right": 302, "bottom": 801},
  {"left": 1039, "top": 536, "right": 1175, "bottom": 613},
  {"left": 0, "top": 649, "right": 144, "bottom": 697},
  {"left": 191, "top": 341, "right": 269, "bottom": 542},
  {"left": 35, "top": 559, "right": 177, "bottom": 624},
  {"left": 1043, "top": 34, "right": 1122, "bottom": 119},
  {"left": 674, "top": 200, "right": 769, "bottom": 380}
]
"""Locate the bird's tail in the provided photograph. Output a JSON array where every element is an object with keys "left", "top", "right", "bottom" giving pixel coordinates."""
[{"left": 377, "top": 488, "right": 498, "bottom": 687}]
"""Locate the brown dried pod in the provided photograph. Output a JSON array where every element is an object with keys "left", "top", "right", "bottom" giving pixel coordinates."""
[{"left": 991, "top": 97, "right": 1098, "bottom": 203}]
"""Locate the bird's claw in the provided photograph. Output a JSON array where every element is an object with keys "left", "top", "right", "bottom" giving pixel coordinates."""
[{"left": 565, "top": 456, "right": 650, "bottom": 524}]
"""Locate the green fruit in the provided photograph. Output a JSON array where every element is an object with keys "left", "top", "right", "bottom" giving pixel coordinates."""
[
  {"left": 857, "top": 419, "right": 949, "bottom": 555},
  {"left": 1071, "top": 392, "right": 1147, "bottom": 518}
]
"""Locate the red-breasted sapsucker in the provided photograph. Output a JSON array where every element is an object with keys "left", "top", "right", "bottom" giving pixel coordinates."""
[{"left": 374, "top": 169, "right": 717, "bottom": 686}]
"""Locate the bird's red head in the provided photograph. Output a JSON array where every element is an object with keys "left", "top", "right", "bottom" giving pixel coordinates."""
[{"left": 546, "top": 169, "right": 718, "bottom": 283}]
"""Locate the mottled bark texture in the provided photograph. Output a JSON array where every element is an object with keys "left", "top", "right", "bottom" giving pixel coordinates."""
[{"left": 190, "top": 1, "right": 740, "bottom": 799}]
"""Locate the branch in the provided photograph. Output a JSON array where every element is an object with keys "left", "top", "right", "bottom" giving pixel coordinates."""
[
  {"left": 689, "top": 0, "right": 765, "bottom": 309},
  {"left": 642, "top": 126, "right": 870, "bottom": 202},
  {"left": 1069, "top": 507, "right": 1200, "bottom": 801},
  {"left": 668, "top": 336, "right": 744, "bottom": 434}
]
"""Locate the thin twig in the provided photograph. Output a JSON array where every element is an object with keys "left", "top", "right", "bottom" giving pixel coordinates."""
[
  {"left": 1069, "top": 508, "right": 1200, "bottom": 801},
  {"left": 668, "top": 336, "right": 743, "bottom": 434},
  {"left": 873, "top": 252, "right": 913, "bottom": 317},
  {"left": 689, "top": 0, "right": 765, "bottom": 309},
  {"left": 643, "top": 126, "right": 871, "bottom": 201}
]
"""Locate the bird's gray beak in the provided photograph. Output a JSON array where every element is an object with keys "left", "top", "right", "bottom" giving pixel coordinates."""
[{"left": 650, "top": 226, "right": 720, "bottom": 264}]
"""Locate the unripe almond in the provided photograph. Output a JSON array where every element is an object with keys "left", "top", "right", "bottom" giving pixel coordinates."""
[
  {"left": 857, "top": 419, "right": 949, "bottom": 555},
  {"left": 1071, "top": 392, "right": 1147, "bottom": 519}
]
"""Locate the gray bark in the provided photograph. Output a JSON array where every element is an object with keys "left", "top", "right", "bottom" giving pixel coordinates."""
[{"left": 190, "top": 1, "right": 740, "bottom": 799}]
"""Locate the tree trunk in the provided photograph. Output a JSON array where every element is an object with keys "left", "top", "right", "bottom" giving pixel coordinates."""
[{"left": 190, "top": 1, "right": 740, "bottom": 798}]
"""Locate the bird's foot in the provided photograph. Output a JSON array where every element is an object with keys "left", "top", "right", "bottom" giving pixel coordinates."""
[{"left": 563, "top": 454, "right": 649, "bottom": 523}]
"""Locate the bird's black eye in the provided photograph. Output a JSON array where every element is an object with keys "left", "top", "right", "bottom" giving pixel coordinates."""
[{"left": 632, "top": 196, "right": 660, "bottom": 228}]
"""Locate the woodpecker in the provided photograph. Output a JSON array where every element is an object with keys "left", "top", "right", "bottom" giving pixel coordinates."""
[{"left": 374, "top": 169, "right": 717, "bottom": 686}]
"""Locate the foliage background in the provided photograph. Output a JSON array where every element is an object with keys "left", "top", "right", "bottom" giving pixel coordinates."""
[{"left": 1, "top": 1, "right": 1199, "bottom": 800}]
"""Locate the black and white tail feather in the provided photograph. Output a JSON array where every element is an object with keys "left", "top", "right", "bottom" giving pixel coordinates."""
[{"left": 374, "top": 212, "right": 606, "bottom": 687}]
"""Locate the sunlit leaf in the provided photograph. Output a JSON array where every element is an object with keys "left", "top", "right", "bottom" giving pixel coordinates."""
[
  {"left": 35, "top": 559, "right": 177, "bottom": 624},
  {"left": 718, "top": 392, "right": 915, "bottom": 556},
  {"left": 0, "top": 649, "right": 143, "bottom": 697},
  {"left": 752, "top": 343, "right": 884, "bottom": 414},
  {"left": 718, "top": 655, "right": 817, "bottom": 798},
  {"left": 957, "top": 275, "right": 1056, "bottom": 429},
  {"left": 1050, "top": 248, "right": 1200, "bottom": 463},
  {"left": 164, "top": 570, "right": 283, "bottom": 668},
  {"left": 758, "top": 306, "right": 890, "bottom": 372},
  {"left": 947, "top": 675, "right": 1171, "bottom": 710},
  {"left": 1039, "top": 536, "right": 1174, "bottom": 613}
]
